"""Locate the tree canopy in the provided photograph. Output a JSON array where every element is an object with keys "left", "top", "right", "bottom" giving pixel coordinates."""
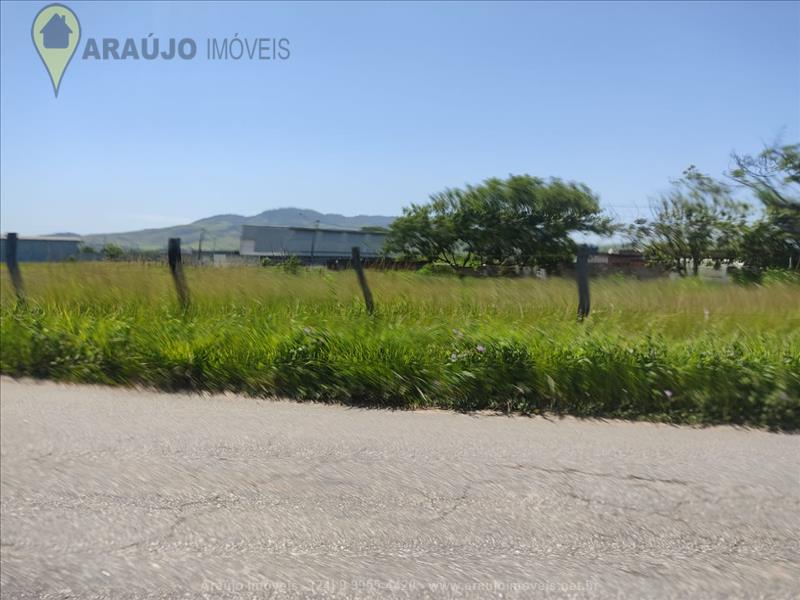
[
  {"left": 387, "top": 142, "right": 799, "bottom": 278},
  {"left": 632, "top": 167, "right": 749, "bottom": 276},
  {"left": 385, "top": 175, "right": 613, "bottom": 271},
  {"left": 729, "top": 142, "right": 799, "bottom": 271}
]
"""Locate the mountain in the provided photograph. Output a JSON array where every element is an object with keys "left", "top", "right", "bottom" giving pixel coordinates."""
[{"left": 81, "top": 208, "right": 397, "bottom": 251}]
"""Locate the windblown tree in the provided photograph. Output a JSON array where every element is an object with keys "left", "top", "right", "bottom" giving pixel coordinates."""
[
  {"left": 385, "top": 175, "right": 614, "bottom": 271},
  {"left": 635, "top": 167, "right": 749, "bottom": 276},
  {"left": 382, "top": 197, "right": 462, "bottom": 266},
  {"left": 728, "top": 142, "right": 800, "bottom": 271}
]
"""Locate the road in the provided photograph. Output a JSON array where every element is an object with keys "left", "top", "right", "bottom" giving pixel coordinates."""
[{"left": 1, "top": 378, "right": 798, "bottom": 599}]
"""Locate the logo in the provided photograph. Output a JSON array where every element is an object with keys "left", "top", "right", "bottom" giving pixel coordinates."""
[
  {"left": 31, "top": 3, "right": 81, "bottom": 97},
  {"left": 29, "top": 3, "right": 290, "bottom": 98}
]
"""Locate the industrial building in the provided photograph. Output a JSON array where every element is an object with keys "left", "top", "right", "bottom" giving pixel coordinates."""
[
  {"left": 0, "top": 235, "right": 82, "bottom": 262},
  {"left": 239, "top": 225, "right": 388, "bottom": 265}
]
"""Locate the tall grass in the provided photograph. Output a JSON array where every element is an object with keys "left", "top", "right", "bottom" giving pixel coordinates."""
[{"left": 2, "top": 263, "right": 798, "bottom": 429}]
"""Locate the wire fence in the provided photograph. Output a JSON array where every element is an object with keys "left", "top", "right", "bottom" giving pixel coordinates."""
[{"left": 3, "top": 234, "right": 595, "bottom": 320}]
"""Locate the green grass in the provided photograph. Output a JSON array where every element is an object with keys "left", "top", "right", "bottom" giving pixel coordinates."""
[{"left": 2, "top": 263, "right": 799, "bottom": 429}]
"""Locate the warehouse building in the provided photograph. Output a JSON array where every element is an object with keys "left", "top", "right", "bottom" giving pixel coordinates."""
[
  {"left": 0, "top": 235, "right": 82, "bottom": 262},
  {"left": 239, "top": 225, "right": 389, "bottom": 265}
]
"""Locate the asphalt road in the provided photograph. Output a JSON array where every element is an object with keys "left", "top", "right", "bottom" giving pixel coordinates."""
[{"left": 1, "top": 378, "right": 798, "bottom": 599}]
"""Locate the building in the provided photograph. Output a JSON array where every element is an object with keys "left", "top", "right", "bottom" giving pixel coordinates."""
[
  {"left": 589, "top": 250, "right": 647, "bottom": 269},
  {"left": 239, "top": 225, "right": 388, "bottom": 265},
  {"left": 0, "top": 235, "right": 82, "bottom": 262},
  {"left": 586, "top": 250, "right": 663, "bottom": 277}
]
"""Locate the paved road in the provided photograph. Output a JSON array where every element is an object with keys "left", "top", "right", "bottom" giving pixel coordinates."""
[{"left": 1, "top": 378, "right": 798, "bottom": 599}]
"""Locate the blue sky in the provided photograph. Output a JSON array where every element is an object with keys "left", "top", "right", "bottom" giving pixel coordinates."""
[{"left": 1, "top": 1, "right": 798, "bottom": 235}]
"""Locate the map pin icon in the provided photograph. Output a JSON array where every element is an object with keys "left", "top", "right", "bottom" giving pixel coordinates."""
[{"left": 31, "top": 3, "right": 81, "bottom": 97}]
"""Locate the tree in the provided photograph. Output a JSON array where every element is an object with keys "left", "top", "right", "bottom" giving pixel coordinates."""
[
  {"left": 728, "top": 142, "right": 799, "bottom": 270},
  {"left": 384, "top": 200, "right": 461, "bottom": 266},
  {"left": 739, "top": 220, "right": 798, "bottom": 273},
  {"left": 639, "top": 167, "right": 749, "bottom": 276},
  {"left": 385, "top": 175, "right": 613, "bottom": 271},
  {"left": 101, "top": 243, "right": 124, "bottom": 261}
]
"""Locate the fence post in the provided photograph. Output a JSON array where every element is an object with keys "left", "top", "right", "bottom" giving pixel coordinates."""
[
  {"left": 5, "top": 232, "right": 25, "bottom": 302},
  {"left": 351, "top": 246, "right": 374, "bottom": 315},
  {"left": 168, "top": 238, "right": 190, "bottom": 310},
  {"left": 576, "top": 244, "right": 591, "bottom": 321}
]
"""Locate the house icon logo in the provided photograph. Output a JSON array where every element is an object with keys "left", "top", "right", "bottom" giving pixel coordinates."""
[
  {"left": 41, "top": 13, "right": 72, "bottom": 49},
  {"left": 31, "top": 3, "right": 81, "bottom": 97}
]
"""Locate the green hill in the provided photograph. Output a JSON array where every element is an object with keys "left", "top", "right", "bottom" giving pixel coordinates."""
[{"left": 81, "top": 208, "right": 396, "bottom": 251}]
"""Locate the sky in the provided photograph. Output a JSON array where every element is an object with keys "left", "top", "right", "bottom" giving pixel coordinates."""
[{"left": 1, "top": 0, "right": 798, "bottom": 236}]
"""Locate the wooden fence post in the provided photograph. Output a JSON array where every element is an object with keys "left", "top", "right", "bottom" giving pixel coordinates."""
[
  {"left": 351, "top": 246, "right": 374, "bottom": 315},
  {"left": 5, "top": 233, "right": 25, "bottom": 302},
  {"left": 576, "top": 244, "right": 591, "bottom": 321},
  {"left": 168, "top": 238, "right": 190, "bottom": 310}
]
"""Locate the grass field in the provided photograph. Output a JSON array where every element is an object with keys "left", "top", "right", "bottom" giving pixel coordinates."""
[{"left": 2, "top": 263, "right": 799, "bottom": 429}]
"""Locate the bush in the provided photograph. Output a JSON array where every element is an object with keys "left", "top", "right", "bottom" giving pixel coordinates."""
[
  {"left": 761, "top": 269, "right": 800, "bottom": 286},
  {"left": 281, "top": 255, "right": 302, "bottom": 274},
  {"left": 417, "top": 263, "right": 457, "bottom": 276},
  {"left": 101, "top": 243, "right": 125, "bottom": 261}
]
